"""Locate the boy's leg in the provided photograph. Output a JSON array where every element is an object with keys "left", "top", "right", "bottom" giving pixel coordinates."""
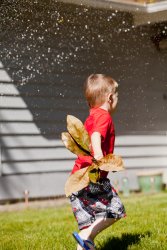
[
  {"left": 77, "top": 217, "right": 119, "bottom": 249},
  {"left": 87, "top": 217, "right": 119, "bottom": 240}
]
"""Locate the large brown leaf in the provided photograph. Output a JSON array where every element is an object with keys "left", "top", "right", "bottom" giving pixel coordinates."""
[
  {"left": 65, "top": 154, "right": 124, "bottom": 197},
  {"left": 67, "top": 115, "right": 90, "bottom": 153},
  {"left": 98, "top": 154, "right": 124, "bottom": 172},
  {"left": 65, "top": 167, "right": 89, "bottom": 197},
  {"left": 61, "top": 132, "right": 89, "bottom": 156}
]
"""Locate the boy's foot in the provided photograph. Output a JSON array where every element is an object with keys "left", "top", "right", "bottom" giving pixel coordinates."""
[{"left": 73, "top": 232, "right": 96, "bottom": 250}]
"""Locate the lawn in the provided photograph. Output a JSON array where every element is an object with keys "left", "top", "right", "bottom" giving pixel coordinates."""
[{"left": 0, "top": 192, "right": 167, "bottom": 250}]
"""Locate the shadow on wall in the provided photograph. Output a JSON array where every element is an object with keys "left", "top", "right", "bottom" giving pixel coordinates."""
[{"left": 0, "top": 0, "right": 167, "bottom": 140}]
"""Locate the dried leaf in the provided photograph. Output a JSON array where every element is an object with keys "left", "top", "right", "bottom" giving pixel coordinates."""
[
  {"left": 65, "top": 167, "right": 89, "bottom": 197},
  {"left": 61, "top": 132, "right": 89, "bottom": 156},
  {"left": 67, "top": 115, "right": 90, "bottom": 153},
  {"left": 98, "top": 154, "right": 124, "bottom": 172},
  {"left": 88, "top": 164, "right": 100, "bottom": 183},
  {"left": 65, "top": 153, "right": 124, "bottom": 196}
]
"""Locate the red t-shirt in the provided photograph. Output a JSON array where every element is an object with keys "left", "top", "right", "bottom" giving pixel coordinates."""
[{"left": 71, "top": 107, "right": 115, "bottom": 178}]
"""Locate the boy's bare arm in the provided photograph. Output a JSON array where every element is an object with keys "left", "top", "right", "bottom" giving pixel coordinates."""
[{"left": 91, "top": 132, "right": 103, "bottom": 160}]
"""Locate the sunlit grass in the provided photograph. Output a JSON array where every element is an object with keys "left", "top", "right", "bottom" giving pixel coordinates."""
[{"left": 0, "top": 192, "right": 167, "bottom": 250}]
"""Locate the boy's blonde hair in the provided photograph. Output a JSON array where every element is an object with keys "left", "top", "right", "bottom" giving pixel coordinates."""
[{"left": 84, "top": 74, "right": 116, "bottom": 108}]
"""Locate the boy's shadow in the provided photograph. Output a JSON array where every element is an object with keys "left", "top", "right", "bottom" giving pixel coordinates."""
[{"left": 99, "top": 231, "right": 151, "bottom": 250}]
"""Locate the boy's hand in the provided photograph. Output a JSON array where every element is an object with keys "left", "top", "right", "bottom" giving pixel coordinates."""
[{"left": 94, "top": 154, "right": 103, "bottom": 161}]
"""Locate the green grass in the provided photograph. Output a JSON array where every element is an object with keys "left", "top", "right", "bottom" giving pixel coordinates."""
[{"left": 0, "top": 193, "right": 167, "bottom": 250}]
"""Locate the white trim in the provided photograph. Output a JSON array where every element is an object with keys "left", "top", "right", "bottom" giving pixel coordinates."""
[{"left": 59, "top": 0, "right": 167, "bottom": 13}]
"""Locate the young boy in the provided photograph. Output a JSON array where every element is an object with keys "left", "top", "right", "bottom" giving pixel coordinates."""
[{"left": 70, "top": 74, "right": 126, "bottom": 250}]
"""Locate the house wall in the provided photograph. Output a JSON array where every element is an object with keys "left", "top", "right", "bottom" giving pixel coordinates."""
[{"left": 0, "top": 0, "right": 167, "bottom": 201}]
